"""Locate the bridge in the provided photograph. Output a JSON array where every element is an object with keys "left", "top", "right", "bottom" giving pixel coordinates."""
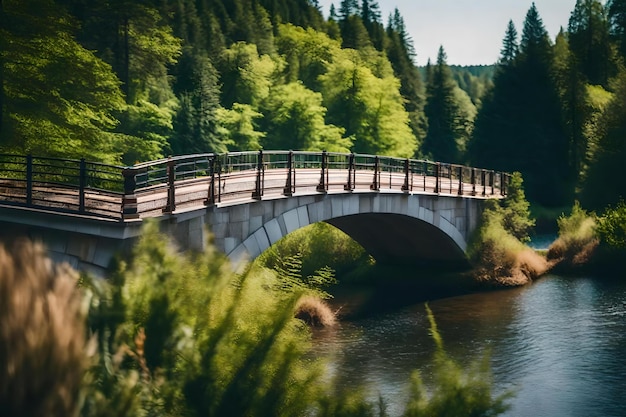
[{"left": 0, "top": 151, "right": 509, "bottom": 275}]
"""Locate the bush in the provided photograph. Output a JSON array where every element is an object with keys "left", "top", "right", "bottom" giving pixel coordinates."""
[
  {"left": 80, "top": 221, "right": 324, "bottom": 417},
  {"left": 468, "top": 200, "right": 546, "bottom": 286},
  {"left": 257, "top": 222, "right": 372, "bottom": 279},
  {"left": 596, "top": 200, "right": 626, "bottom": 249},
  {"left": 547, "top": 202, "right": 599, "bottom": 268}
]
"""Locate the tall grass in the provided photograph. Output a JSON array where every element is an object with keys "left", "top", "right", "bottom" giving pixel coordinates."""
[
  {"left": 403, "top": 304, "right": 513, "bottom": 417},
  {"left": 547, "top": 202, "right": 599, "bottom": 268},
  {"left": 0, "top": 239, "right": 86, "bottom": 417},
  {"left": 547, "top": 200, "right": 626, "bottom": 273}
]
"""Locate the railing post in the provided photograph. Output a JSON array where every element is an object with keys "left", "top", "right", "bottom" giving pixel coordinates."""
[
  {"left": 434, "top": 162, "right": 440, "bottom": 193},
  {"left": 344, "top": 153, "right": 355, "bottom": 191},
  {"left": 471, "top": 168, "right": 476, "bottom": 196},
  {"left": 401, "top": 158, "right": 410, "bottom": 192},
  {"left": 26, "top": 154, "right": 33, "bottom": 206},
  {"left": 205, "top": 155, "right": 216, "bottom": 206},
  {"left": 252, "top": 150, "right": 264, "bottom": 199},
  {"left": 490, "top": 171, "right": 495, "bottom": 195},
  {"left": 163, "top": 159, "right": 176, "bottom": 213},
  {"left": 482, "top": 169, "right": 486, "bottom": 196},
  {"left": 284, "top": 150, "right": 294, "bottom": 196},
  {"left": 79, "top": 158, "right": 86, "bottom": 212},
  {"left": 122, "top": 167, "right": 139, "bottom": 220},
  {"left": 500, "top": 172, "right": 505, "bottom": 196},
  {"left": 317, "top": 150, "right": 327, "bottom": 192},
  {"left": 370, "top": 156, "right": 380, "bottom": 191},
  {"left": 458, "top": 166, "right": 463, "bottom": 195},
  {"left": 423, "top": 161, "right": 426, "bottom": 191}
]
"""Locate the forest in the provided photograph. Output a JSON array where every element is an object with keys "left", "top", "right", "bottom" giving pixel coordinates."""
[{"left": 3, "top": 0, "right": 626, "bottom": 214}]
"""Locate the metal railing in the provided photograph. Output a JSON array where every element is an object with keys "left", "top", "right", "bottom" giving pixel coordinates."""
[{"left": 0, "top": 151, "right": 511, "bottom": 221}]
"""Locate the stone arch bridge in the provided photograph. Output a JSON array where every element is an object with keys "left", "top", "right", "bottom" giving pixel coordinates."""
[{"left": 0, "top": 151, "right": 509, "bottom": 275}]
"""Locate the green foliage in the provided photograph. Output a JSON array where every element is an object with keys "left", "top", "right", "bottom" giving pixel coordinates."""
[
  {"left": 581, "top": 69, "right": 626, "bottom": 209},
  {"left": 218, "top": 42, "right": 279, "bottom": 108},
  {"left": 258, "top": 222, "right": 371, "bottom": 280},
  {"left": 546, "top": 201, "right": 599, "bottom": 269},
  {"left": 556, "top": 201, "right": 597, "bottom": 242},
  {"left": 502, "top": 172, "right": 535, "bottom": 242},
  {"left": 402, "top": 304, "right": 513, "bottom": 417},
  {"left": 423, "top": 47, "right": 476, "bottom": 163},
  {"left": 568, "top": 0, "right": 616, "bottom": 88},
  {"left": 468, "top": 175, "right": 545, "bottom": 284},
  {"left": 321, "top": 49, "right": 417, "bottom": 157},
  {"left": 597, "top": 200, "right": 626, "bottom": 248},
  {"left": 469, "top": 4, "right": 571, "bottom": 207},
  {"left": 217, "top": 103, "right": 265, "bottom": 151},
  {"left": 260, "top": 81, "right": 350, "bottom": 152},
  {"left": 0, "top": 0, "right": 127, "bottom": 163},
  {"left": 81, "top": 221, "right": 325, "bottom": 417}
]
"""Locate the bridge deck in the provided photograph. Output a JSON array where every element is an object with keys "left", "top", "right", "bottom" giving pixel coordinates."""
[{"left": 0, "top": 151, "right": 508, "bottom": 221}]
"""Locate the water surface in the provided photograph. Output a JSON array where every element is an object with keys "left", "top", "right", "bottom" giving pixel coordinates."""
[{"left": 312, "top": 274, "right": 626, "bottom": 416}]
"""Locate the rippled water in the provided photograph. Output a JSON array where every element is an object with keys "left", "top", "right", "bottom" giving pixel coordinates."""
[{"left": 311, "top": 274, "right": 626, "bottom": 417}]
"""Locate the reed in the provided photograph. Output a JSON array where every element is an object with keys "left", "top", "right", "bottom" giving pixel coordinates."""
[{"left": 0, "top": 239, "right": 86, "bottom": 417}]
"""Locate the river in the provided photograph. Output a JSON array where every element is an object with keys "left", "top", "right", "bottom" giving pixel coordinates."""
[{"left": 311, "top": 274, "right": 626, "bottom": 416}]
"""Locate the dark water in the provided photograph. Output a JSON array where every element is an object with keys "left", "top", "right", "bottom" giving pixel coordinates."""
[{"left": 311, "top": 274, "right": 626, "bottom": 417}]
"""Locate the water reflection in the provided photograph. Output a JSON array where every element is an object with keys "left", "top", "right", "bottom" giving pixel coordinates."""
[{"left": 311, "top": 275, "right": 626, "bottom": 417}]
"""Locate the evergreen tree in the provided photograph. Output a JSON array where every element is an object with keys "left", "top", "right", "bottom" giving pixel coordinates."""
[
  {"left": 171, "top": 48, "right": 227, "bottom": 154},
  {"left": 385, "top": 9, "right": 425, "bottom": 151},
  {"left": 568, "top": 0, "right": 615, "bottom": 87},
  {"left": 608, "top": 0, "right": 626, "bottom": 61},
  {"left": 422, "top": 47, "right": 473, "bottom": 163},
  {"left": 470, "top": 3, "right": 570, "bottom": 206},
  {"left": 499, "top": 20, "right": 519, "bottom": 65},
  {"left": 337, "top": 0, "right": 359, "bottom": 21},
  {"left": 581, "top": 69, "right": 626, "bottom": 209},
  {"left": 360, "top": 0, "right": 384, "bottom": 50},
  {"left": 340, "top": 15, "right": 372, "bottom": 50},
  {"left": 553, "top": 30, "right": 591, "bottom": 192}
]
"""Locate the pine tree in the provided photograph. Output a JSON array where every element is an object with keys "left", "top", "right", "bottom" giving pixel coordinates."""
[
  {"left": 568, "top": 0, "right": 615, "bottom": 87},
  {"left": 608, "top": 0, "right": 626, "bottom": 60},
  {"left": 171, "top": 48, "right": 227, "bottom": 154},
  {"left": 553, "top": 30, "right": 591, "bottom": 193},
  {"left": 470, "top": 3, "right": 570, "bottom": 206},
  {"left": 499, "top": 20, "right": 519, "bottom": 65},
  {"left": 422, "top": 47, "right": 471, "bottom": 163}
]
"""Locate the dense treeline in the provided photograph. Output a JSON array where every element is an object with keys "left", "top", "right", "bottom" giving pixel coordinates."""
[{"left": 1, "top": 0, "right": 626, "bottom": 210}]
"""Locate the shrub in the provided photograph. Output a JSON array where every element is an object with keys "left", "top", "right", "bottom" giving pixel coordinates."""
[
  {"left": 596, "top": 200, "right": 626, "bottom": 249},
  {"left": 258, "top": 222, "right": 372, "bottom": 279},
  {"left": 547, "top": 202, "right": 599, "bottom": 267},
  {"left": 80, "top": 221, "right": 325, "bottom": 417},
  {"left": 468, "top": 198, "right": 546, "bottom": 286}
]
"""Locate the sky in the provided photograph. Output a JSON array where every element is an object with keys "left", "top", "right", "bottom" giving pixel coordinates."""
[{"left": 317, "top": 0, "right": 579, "bottom": 66}]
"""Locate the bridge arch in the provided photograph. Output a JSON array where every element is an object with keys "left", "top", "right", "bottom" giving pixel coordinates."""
[{"left": 210, "top": 192, "right": 484, "bottom": 269}]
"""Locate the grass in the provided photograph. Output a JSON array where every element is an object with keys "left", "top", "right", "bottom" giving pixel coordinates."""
[
  {"left": 294, "top": 295, "right": 337, "bottom": 327},
  {"left": 0, "top": 239, "right": 86, "bottom": 417}
]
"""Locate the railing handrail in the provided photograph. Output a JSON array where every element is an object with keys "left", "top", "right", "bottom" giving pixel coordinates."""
[{"left": 0, "top": 151, "right": 511, "bottom": 221}]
